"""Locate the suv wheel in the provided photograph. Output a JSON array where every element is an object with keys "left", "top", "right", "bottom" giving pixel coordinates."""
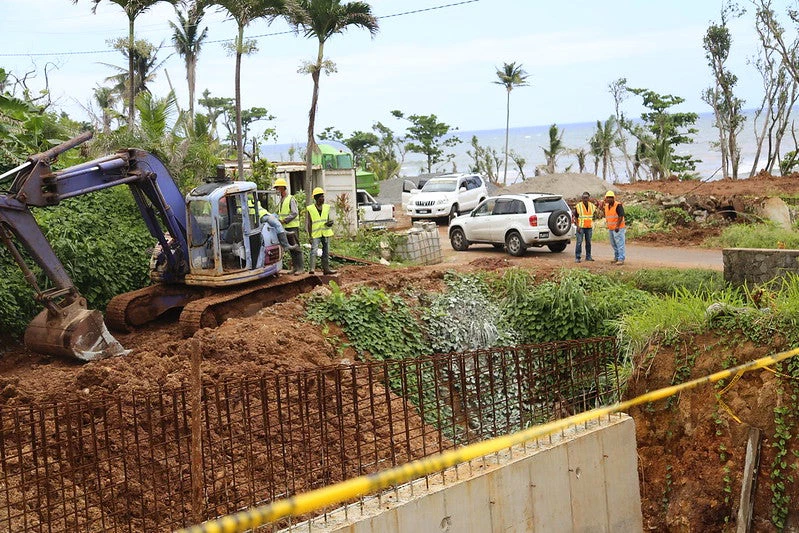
[
  {"left": 547, "top": 242, "right": 568, "bottom": 253},
  {"left": 548, "top": 210, "right": 571, "bottom": 236},
  {"left": 505, "top": 231, "right": 526, "bottom": 256},
  {"left": 450, "top": 227, "right": 470, "bottom": 251},
  {"left": 448, "top": 204, "right": 460, "bottom": 223}
]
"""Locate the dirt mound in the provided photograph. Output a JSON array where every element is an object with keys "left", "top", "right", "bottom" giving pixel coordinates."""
[
  {"left": 618, "top": 173, "right": 799, "bottom": 197},
  {"left": 500, "top": 172, "right": 617, "bottom": 200}
]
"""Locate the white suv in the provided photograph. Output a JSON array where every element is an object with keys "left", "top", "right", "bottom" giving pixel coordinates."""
[
  {"left": 448, "top": 193, "right": 575, "bottom": 256},
  {"left": 405, "top": 174, "right": 488, "bottom": 222}
]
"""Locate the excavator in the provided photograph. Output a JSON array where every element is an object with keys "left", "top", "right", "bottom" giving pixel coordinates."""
[{"left": 0, "top": 132, "right": 319, "bottom": 362}]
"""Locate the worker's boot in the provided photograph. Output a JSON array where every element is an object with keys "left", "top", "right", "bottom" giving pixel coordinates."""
[{"left": 278, "top": 232, "right": 299, "bottom": 251}]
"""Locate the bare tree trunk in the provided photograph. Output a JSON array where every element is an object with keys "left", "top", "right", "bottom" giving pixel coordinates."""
[
  {"left": 503, "top": 90, "right": 510, "bottom": 185},
  {"left": 305, "top": 43, "right": 325, "bottom": 202},
  {"left": 188, "top": 57, "right": 196, "bottom": 127},
  {"left": 128, "top": 17, "right": 136, "bottom": 125},
  {"left": 235, "top": 37, "right": 244, "bottom": 179}
]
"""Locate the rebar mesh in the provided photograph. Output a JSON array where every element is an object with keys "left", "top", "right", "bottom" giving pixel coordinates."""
[{"left": 0, "top": 337, "right": 619, "bottom": 532}]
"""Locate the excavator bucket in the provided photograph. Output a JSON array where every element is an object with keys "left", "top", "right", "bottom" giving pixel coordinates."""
[{"left": 24, "top": 302, "right": 129, "bottom": 362}]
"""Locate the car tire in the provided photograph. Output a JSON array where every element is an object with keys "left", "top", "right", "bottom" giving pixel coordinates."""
[
  {"left": 547, "top": 241, "right": 568, "bottom": 253},
  {"left": 505, "top": 231, "right": 526, "bottom": 257},
  {"left": 450, "top": 227, "right": 470, "bottom": 251},
  {"left": 448, "top": 204, "right": 460, "bottom": 223},
  {"left": 548, "top": 210, "right": 571, "bottom": 236}
]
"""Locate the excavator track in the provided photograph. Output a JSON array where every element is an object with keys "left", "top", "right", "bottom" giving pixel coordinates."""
[
  {"left": 178, "top": 273, "right": 324, "bottom": 338},
  {"left": 106, "top": 284, "right": 208, "bottom": 332}
]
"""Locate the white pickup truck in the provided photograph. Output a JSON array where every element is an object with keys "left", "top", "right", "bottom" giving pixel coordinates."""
[{"left": 357, "top": 189, "right": 395, "bottom": 228}]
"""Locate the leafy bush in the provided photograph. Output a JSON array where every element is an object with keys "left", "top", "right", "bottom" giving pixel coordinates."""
[
  {"left": 494, "top": 268, "right": 652, "bottom": 343},
  {"left": 707, "top": 222, "right": 799, "bottom": 249},
  {"left": 305, "top": 282, "right": 428, "bottom": 361},
  {"left": 421, "top": 272, "right": 517, "bottom": 353},
  {"left": 0, "top": 188, "right": 154, "bottom": 335},
  {"left": 624, "top": 204, "right": 664, "bottom": 225},
  {"left": 663, "top": 207, "right": 693, "bottom": 227}
]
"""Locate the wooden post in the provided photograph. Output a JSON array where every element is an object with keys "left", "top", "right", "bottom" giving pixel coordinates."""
[
  {"left": 736, "top": 427, "right": 761, "bottom": 533},
  {"left": 189, "top": 339, "right": 204, "bottom": 524}
]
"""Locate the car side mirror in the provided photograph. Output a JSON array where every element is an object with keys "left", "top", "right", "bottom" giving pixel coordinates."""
[
  {"left": 459, "top": 186, "right": 467, "bottom": 192},
  {"left": 410, "top": 189, "right": 420, "bottom": 195}
]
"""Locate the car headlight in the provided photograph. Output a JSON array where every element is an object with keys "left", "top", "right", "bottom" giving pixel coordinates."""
[{"left": 436, "top": 198, "right": 449, "bottom": 205}]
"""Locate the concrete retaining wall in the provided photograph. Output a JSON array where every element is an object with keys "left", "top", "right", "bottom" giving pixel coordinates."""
[
  {"left": 723, "top": 248, "right": 799, "bottom": 286},
  {"left": 294, "top": 415, "right": 642, "bottom": 533}
]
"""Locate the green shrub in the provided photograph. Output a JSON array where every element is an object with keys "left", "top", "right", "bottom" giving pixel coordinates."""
[
  {"left": 495, "top": 268, "right": 652, "bottom": 343},
  {"left": 624, "top": 204, "right": 664, "bottom": 225},
  {"left": 422, "top": 272, "right": 517, "bottom": 353},
  {"left": 305, "top": 282, "right": 429, "bottom": 361},
  {"left": 0, "top": 188, "right": 154, "bottom": 335},
  {"left": 663, "top": 207, "right": 693, "bottom": 227}
]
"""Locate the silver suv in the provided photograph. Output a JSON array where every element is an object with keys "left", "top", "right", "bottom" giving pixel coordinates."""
[
  {"left": 405, "top": 173, "right": 488, "bottom": 222},
  {"left": 448, "top": 193, "right": 575, "bottom": 256}
]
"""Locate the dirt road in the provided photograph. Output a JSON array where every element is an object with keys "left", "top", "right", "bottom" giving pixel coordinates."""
[{"left": 435, "top": 226, "right": 724, "bottom": 271}]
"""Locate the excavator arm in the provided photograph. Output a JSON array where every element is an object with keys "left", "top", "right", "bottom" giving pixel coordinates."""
[{"left": 0, "top": 132, "right": 190, "bottom": 361}]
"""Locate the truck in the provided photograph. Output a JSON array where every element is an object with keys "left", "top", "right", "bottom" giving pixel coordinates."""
[
  {"left": 356, "top": 189, "right": 395, "bottom": 228},
  {"left": 0, "top": 132, "right": 320, "bottom": 362}
]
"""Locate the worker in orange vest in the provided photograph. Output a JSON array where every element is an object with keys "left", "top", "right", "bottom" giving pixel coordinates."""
[
  {"left": 573, "top": 191, "right": 596, "bottom": 263},
  {"left": 603, "top": 190, "right": 626, "bottom": 266}
]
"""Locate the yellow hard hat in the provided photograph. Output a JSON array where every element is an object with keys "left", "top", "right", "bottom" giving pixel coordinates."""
[
  {"left": 605, "top": 190, "right": 615, "bottom": 198},
  {"left": 274, "top": 178, "right": 288, "bottom": 188},
  {"left": 312, "top": 187, "right": 325, "bottom": 197}
]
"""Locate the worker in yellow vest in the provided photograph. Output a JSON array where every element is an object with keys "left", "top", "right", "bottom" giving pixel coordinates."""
[
  {"left": 603, "top": 190, "right": 626, "bottom": 266},
  {"left": 305, "top": 187, "right": 337, "bottom": 275},
  {"left": 573, "top": 191, "right": 596, "bottom": 263},
  {"left": 274, "top": 178, "right": 304, "bottom": 275}
]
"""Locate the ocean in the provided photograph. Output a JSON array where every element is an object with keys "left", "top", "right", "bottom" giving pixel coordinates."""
[{"left": 262, "top": 109, "right": 774, "bottom": 184}]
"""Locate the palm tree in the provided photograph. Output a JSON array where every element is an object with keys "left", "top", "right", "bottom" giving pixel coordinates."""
[
  {"left": 211, "top": 0, "right": 289, "bottom": 178},
  {"left": 93, "top": 85, "right": 118, "bottom": 133},
  {"left": 542, "top": 124, "right": 564, "bottom": 174},
  {"left": 170, "top": 1, "right": 208, "bottom": 126},
  {"left": 77, "top": 0, "right": 177, "bottom": 124},
  {"left": 493, "top": 62, "right": 529, "bottom": 185},
  {"left": 100, "top": 39, "right": 170, "bottom": 110},
  {"left": 287, "top": 0, "right": 378, "bottom": 200},
  {"left": 590, "top": 116, "right": 616, "bottom": 179}
]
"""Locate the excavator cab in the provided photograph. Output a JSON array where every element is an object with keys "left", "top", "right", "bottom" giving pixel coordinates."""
[{"left": 184, "top": 181, "right": 283, "bottom": 287}]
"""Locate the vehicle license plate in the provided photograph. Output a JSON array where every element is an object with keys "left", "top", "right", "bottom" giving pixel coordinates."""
[
  {"left": 418, "top": 209, "right": 430, "bottom": 214},
  {"left": 539, "top": 231, "right": 549, "bottom": 239}
]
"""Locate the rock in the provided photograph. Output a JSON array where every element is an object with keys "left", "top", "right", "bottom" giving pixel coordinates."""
[{"left": 759, "top": 197, "right": 792, "bottom": 229}]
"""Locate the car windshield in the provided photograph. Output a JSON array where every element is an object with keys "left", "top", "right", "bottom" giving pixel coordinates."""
[{"left": 421, "top": 179, "right": 457, "bottom": 192}]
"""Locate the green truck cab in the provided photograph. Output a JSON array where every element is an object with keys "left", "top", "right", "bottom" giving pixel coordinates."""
[{"left": 314, "top": 142, "right": 379, "bottom": 197}]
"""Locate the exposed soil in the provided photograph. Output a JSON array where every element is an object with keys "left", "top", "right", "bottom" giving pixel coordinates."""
[
  {"left": 617, "top": 171, "right": 799, "bottom": 197},
  {"left": 1, "top": 171, "right": 797, "bottom": 530}
]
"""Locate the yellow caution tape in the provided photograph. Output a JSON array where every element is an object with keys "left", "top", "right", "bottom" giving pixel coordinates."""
[{"left": 176, "top": 347, "right": 799, "bottom": 533}]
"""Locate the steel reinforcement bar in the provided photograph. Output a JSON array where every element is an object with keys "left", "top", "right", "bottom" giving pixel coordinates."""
[
  {"left": 0, "top": 338, "right": 618, "bottom": 532},
  {"left": 178, "top": 347, "right": 799, "bottom": 533}
]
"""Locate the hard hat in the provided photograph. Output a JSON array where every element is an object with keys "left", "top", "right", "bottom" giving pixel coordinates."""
[
  {"left": 274, "top": 178, "right": 288, "bottom": 188},
  {"left": 605, "top": 190, "right": 615, "bottom": 198},
  {"left": 312, "top": 187, "right": 325, "bottom": 197}
]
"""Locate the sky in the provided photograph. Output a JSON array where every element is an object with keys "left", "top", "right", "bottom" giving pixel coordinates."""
[{"left": 0, "top": 0, "right": 794, "bottom": 145}]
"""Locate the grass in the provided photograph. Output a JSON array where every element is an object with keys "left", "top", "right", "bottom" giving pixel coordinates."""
[{"left": 706, "top": 222, "right": 799, "bottom": 249}]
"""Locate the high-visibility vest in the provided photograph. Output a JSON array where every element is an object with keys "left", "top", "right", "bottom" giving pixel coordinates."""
[
  {"left": 307, "top": 203, "right": 334, "bottom": 238},
  {"left": 575, "top": 201, "right": 596, "bottom": 228},
  {"left": 604, "top": 202, "right": 626, "bottom": 230},
  {"left": 279, "top": 195, "right": 299, "bottom": 229}
]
